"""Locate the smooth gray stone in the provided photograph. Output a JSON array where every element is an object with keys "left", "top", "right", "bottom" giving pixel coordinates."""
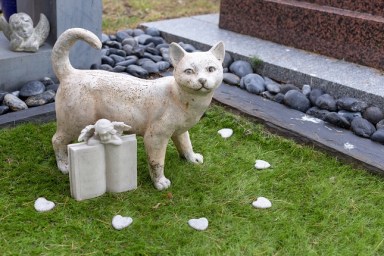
[
  {"left": 116, "top": 30, "right": 131, "bottom": 42},
  {"left": 101, "top": 48, "right": 110, "bottom": 56},
  {"left": 351, "top": 117, "right": 376, "bottom": 138},
  {"left": 280, "top": 84, "right": 299, "bottom": 94},
  {"left": 309, "top": 88, "right": 325, "bottom": 105},
  {"left": 90, "top": 63, "right": 99, "bottom": 69},
  {"left": 132, "top": 46, "right": 146, "bottom": 57},
  {"left": 229, "top": 60, "right": 253, "bottom": 78},
  {"left": 122, "top": 38, "right": 137, "bottom": 47},
  {"left": 371, "top": 128, "right": 384, "bottom": 143},
  {"left": 337, "top": 110, "right": 362, "bottom": 123},
  {"left": 0, "top": 105, "right": 10, "bottom": 115},
  {"left": 324, "top": 112, "right": 350, "bottom": 129},
  {"left": 156, "top": 61, "right": 171, "bottom": 71},
  {"left": 315, "top": 94, "right": 337, "bottom": 111},
  {"left": 19, "top": 80, "right": 45, "bottom": 97},
  {"left": 108, "top": 48, "right": 127, "bottom": 57},
  {"left": 273, "top": 93, "right": 285, "bottom": 103},
  {"left": 363, "top": 106, "right": 384, "bottom": 125},
  {"left": 101, "top": 56, "right": 115, "bottom": 66},
  {"left": 109, "top": 35, "right": 117, "bottom": 41},
  {"left": 240, "top": 73, "right": 265, "bottom": 94},
  {"left": 116, "top": 58, "right": 138, "bottom": 67},
  {"left": 376, "top": 119, "right": 384, "bottom": 130},
  {"left": 141, "top": 61, "right": 160, "bottom": 73},
  {"left": 3, "top": 94, "right": 28, "bottom": 111},
  {"left": 302, "top": 84, "right": 311, "bottom": 96},
  {"left": 41, "top": 77, "right": 55, "bottom": 86},
  {"left": 112, "top": 65, "right": 127, "bottom": 73},
  {"left": 264, "top": 77, "right": 281, "bottom": 94},
  {"left": 122, "top": 44, "right": 133, "bottom": 55},
  {"left": 137, "top": 58, "right": 154, "bottom": 66},
  {"left": 133, "top": 28, "right": 145, "bottom": 37},
  {"left": 178, "top": 42, "right": 196, "bottom": 52},
  {"left": 143, "top": 52, "right": 163, "bottom": 62},
  {"left": 223, "top": 73, "right": 240, "bottom": 86},
  {"left": 124, "top": 29, "right": 134, "bottom": 36},
  {"left": 100, "top": 64, "right": 113, "bottom": 71},
  {"left": 145, "top": 46, "right": 160, "bottom": 56},
  {"left": 25, "top": 90, "right": 56, "bottom": 107},
  {"left": 126, "top": 65, "right": 149, "bottom": 78},
  {"left": 101, "top": 33, "right": 110, "bottom": 43},
  {"left": 223, "top": 68, "right": 229, "bottom": 73},
  {"left": 109, "top": 54, "right": 125, "bottom": 64},
  {"left": 145, "top": 27, "right": 161, "bottom": 37},
  {"left": 46, "top": 83, "right": 59, "bottom": 92},
  {"left": 273, "top": 92, "right": 284, "bottom": 104},
  {"left": 104, "top": 40, "right": 122, "bottom": 49},
  {"left": 336, "top": 97, "right": 368, "bottom": 112},
  {"left": 306, "top": 107, "right": 330, "bottom": 120},
  {"left": 284, "top": 90, "right": 311, "bottom": 112},
  {"left": 144, "top": 36, "right": 165, "bottom": 46},
  {"left": 136, "top": 34, "right": 152, "bottom": 44},
  {"left": 12, "top": 91, "right": 20, "bottom": 97},
  {"left": 156, "top": 43, "right": 169, "bottom": 50},
  {"left": 223, "top": 52, "right": 233, "bottom": 68}
]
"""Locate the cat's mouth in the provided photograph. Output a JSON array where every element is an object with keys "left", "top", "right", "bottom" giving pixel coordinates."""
[{"left": 195, "top": 85, "right": 212, "bottom": 93}]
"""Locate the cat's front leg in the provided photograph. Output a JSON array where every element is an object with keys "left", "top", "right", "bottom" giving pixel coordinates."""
[
  {"left": 172, "top": 131, "right": 203, "bottom": 164},
  {"left": 144, "top": 132, "right": 171, "bottom": 190}
]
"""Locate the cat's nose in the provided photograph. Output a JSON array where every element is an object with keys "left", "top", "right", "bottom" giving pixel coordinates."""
[{"left": 198, "top": 78, "right": 207, "bottom": 86}]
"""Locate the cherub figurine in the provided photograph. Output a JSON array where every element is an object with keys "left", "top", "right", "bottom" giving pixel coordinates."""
[
  {"left": 0, "top": 12, "right": 50, "bottom": 52},
  {"left": 78, "top": 119, "right": 132, "bottom": 146}
]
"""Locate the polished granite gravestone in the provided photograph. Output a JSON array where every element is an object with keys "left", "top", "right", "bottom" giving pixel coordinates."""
[
  {"left": 0, "top": 0, "right": 102, "bottom": 92},
  {"left": 219, "top": 0, "right": 384, "bottom": 70}
]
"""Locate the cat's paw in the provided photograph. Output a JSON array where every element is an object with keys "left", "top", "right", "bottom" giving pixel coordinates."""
[
  {"left": 57, "top": 161, "right": 69, "bottom": 174},
  {"left": 154, "top": 177, "right": 171, "bottom": 190},
  {"left": 186, "top": 153, "right": 204, "bottom": 164}
]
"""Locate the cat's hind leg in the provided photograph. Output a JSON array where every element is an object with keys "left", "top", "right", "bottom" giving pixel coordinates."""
[{"left": 172, "top": 131, "right": 203, "bottom": 164}]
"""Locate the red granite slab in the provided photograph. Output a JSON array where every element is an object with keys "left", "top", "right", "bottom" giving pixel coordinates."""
[
  {"left": 297, "top": 0, "right": 384, "bottom": 16},
  {"left": 219, "top": 0, "right": 384, "bottom": 70}
]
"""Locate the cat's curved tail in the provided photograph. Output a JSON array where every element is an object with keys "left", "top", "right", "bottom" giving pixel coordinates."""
[{"left": 51, "top": 28, "right": 101, "bottom": 80}]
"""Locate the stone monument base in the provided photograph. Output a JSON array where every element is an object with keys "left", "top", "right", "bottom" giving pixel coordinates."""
[{"left": 219, "top": 0, "right": 384, "bottom": 70}]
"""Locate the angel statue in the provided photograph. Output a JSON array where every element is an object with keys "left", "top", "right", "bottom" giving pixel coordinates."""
[
  {"left": 78, "top": 119, "right": 132, "bottom": 146},
  {"left": 0, "top": 12, "right": 50, "bottom": 52}
]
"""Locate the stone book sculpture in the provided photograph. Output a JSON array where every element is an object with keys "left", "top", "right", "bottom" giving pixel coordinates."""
[{"left": 68, "top": 119, "right": 137, "bottom": 201}]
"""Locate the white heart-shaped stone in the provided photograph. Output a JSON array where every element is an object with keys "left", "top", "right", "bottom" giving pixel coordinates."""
[
  {"left": 218, "top": 128, "right": 233, "bottom": 138},
  {"left": 34, "top": 197, "right": 55, "bottom": 212},
  {"left": 188, "top": 217, "right": 209, "bottom": 231},
  {"left": 112, "top": 215, "right": 133, "bottom": 230},
  {"left": 252, "top": 197, "right": 272, "bottom": 209},
  {"left": 254, "top": 160, "right": 271, "bottom": 170}
]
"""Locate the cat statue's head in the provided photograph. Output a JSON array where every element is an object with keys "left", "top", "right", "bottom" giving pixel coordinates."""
[{"left": 170, "top": 42, "right": 225, "bottom": 95}]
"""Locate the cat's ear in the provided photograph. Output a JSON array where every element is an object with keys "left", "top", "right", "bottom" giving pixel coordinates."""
[
  {"left": 209, "top": 41, "right": 225, "bottom": 63},
  {"left": 169, "top": 43, "right": 186, "bottom": 66}
]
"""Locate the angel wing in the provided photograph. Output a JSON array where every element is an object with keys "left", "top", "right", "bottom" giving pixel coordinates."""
[
  {"left": 0, "top": 16, "right": 11, "bottom": 40},
  {"left": 112, "top": 122, "right": 132, "bottom": 135},
  {"left": 34, "top": 13, "right": 50, "bottom": 46},
  {"left": 78, "top": 125, "right": 95, "bottom": 142}
]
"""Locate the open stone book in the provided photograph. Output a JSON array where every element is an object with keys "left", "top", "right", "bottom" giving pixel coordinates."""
[{"left": 68, "top": 135, "right": 137, "bottom": 201}]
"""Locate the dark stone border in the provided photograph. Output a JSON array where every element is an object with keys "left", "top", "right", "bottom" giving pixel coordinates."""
[
  {"left": 0, "top": 102, "right": 55, "bottom": 128},
  {"left": 213, "top": 84, "right": 384, "bottom": 175}
]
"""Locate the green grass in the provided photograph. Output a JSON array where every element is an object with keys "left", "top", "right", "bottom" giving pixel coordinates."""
[
  {"left": 102, "top": 0, "right": 220, "bottom": 33},
  {"left": 0, "top": 104, "right": 384, "bottom": 255}
]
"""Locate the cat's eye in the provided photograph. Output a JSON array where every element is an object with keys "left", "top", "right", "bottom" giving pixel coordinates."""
[
  {"left": 184, "top": 69, "right": 194, "bottom": 74},
  {"left": 207, "top": 66, "right": 216, "bottom": 72}
]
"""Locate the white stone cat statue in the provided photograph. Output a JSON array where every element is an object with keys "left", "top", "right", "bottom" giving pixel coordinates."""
[{"left": 51, "top": 28, "right": 224, "bottom": 190}]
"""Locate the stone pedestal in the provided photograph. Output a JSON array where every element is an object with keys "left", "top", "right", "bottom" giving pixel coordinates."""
[
  {"left": 0, "top": 0, "right": 102, "bottom": 92},
  {"left": 219, "top": 0, "right": 384, "bottom": 70}
]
